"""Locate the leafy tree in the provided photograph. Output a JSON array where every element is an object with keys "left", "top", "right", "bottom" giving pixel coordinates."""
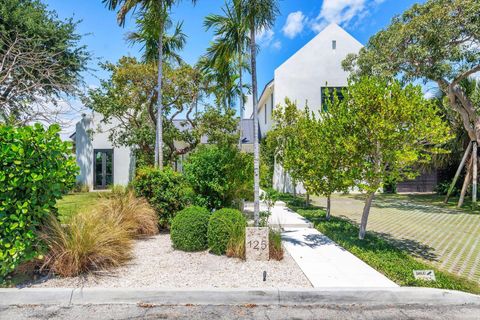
[
  {"left": 87, "top": 57, "right": 238, "bottom": 166},
  {"left": 0, "top": 0, "right": 89, "bottom": 124},
  {"left": 336, "top": 77, "right": 452, "bottom": 239},
  {"left": 103, "top": 0, "right": 198, "bottom": 169},
  {"left": 343, "top": 0, "right": 480, "bottom": 207},
  {"left": 243, "top": 0, "right": 280, "bottom": 225}
]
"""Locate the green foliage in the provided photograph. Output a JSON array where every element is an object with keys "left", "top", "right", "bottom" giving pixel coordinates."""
[
  {"left": 0, "top": 124, "right": 77, "bottom": 279},
  {"left": 269, "top": 229, "right": 283, "bottom": 261},
  {"left": 132, "top": 166, "right": 191, "bottom": 228},
  {"left": 338, "top": 77, "right": 452, "bottom": 194},
  {"left": 184, "top": 145, "right": 253, "bottom": 210},
  {"left": 260, "top": 137, "right": 275, "bottom": 188},
  {"left": 170, "top": 206, "right": 211, "bottom": 252},
  {"left": 0, "top": 0, "right": 89, "bottom": 124},
  {"left": 291, "top": 204, "right": 480, "bottom": 294},
  {"left": 207, "top": 208, "right": 246, "bottom": 255}
]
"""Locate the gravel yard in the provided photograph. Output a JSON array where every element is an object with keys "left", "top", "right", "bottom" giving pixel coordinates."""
[{"left": 32, "top": 234, "right": 312, "bottom": 289}]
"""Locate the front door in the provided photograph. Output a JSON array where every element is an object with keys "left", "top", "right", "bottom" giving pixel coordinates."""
[{"left": 94, "top": 149, "right": 113, "bottom": 189}]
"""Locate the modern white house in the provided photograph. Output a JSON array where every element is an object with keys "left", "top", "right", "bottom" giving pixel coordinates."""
[
  {"left": 71, "top": 113, "right": 255, "bottom": 190},
  {"left": 253, "top": 23, "right": 363, "bottom": 193},
  {"left": 71, "top": 113, "right": 135, "bottom": 190}
]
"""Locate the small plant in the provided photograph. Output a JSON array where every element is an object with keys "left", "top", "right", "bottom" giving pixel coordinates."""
[
  {"left": 97, "top": 190, "right": 158, "bottom": 238},
  {"left": 133, "top": 166, "right": 191, "bottom": 228},
  {"left": 41, "top": 209, "right": 133, "bottom": 277},
  {"left": 269, "top": 229, "right": 284, "bottom": 261},
  {"left": 261, "top": 188, "right": 280, "bottom": 213},
  {"left": 170, "top": 206, "right": 211, "bottom": 252},
  {"left": 259, "top": 211, "right": 270, "bottom": 228},
  {"left": 226, "top": 221, "right": 246, "bottom": 260},
  {"left": 208, "top": 208, "right": 247, "bottom": 255}
]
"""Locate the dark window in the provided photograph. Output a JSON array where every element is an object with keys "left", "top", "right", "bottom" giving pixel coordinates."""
[
  {"left": 94, "top": 149, "right": 113, "bottom": 189},
  {"left": 321, "top": 87, "right": 345, "bottom": 112},
  {"left": 265, "top": 103, "right": 267, "bottom": 124},
  {"left": 271, "top": 93, "right": 274, "bottom": 117},
  {"left": 332, "top": 40, "right": 337, "bottom": 50}
]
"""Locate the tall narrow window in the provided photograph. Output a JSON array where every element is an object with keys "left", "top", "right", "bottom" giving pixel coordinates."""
[
  {"left": 332, "top": 40, "right": 337, "bottom": 50},
  {"left": 265, "top": 104, "right": 267, "bottom": 124},
  {"left": 271, "top": 93, "right": 274, "bottom": 117}
]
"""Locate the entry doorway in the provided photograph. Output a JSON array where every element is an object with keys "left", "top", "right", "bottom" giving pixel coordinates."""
[{"left": 94, "top": 149, "right": 113, "bottom": 189}]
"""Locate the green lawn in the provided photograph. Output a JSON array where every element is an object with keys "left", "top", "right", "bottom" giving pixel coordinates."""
[
  {"left": 56, "top": 192, "right": 100, "bottom": 220},
  {"left": 281, "top": 195, "right": 480, "bottom": 295}
]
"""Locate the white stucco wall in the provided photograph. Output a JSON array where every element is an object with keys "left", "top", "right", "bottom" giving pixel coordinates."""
[
  {"left": 274, "top": 23, "right": 362, "bottom": 115},
  {"left": 75, "top": 113, "right": 134, "bottom": 190}
]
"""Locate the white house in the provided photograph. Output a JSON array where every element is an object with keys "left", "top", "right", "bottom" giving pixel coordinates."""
[
  {"left": 71, "top": 113, "right": 135, "bottom": 190},
  {"left": 71, "top": 113, "right": 255, "bottom": 190},
  {"left": 254, "top": 23, "right": 363, "bottom": 193}
]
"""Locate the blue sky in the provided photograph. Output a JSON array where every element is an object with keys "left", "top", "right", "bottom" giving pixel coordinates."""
[{"left": 43, "top": 0, "right": 424, "bottom": 134}]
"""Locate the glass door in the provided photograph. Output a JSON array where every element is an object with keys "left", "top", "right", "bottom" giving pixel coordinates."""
[{"left": 94, "top": 149, "right": 113, "bottom": 189}]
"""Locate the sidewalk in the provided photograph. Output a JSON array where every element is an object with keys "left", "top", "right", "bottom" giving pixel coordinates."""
[{"left": 246, "top": 201, "right": 398, "bottom": 288}]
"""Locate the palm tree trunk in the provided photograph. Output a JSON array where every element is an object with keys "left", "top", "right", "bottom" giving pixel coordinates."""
[
  {"left": 238, "top": 53, "right": 244, "bottom": 150},
  {"left": 359, "top": 192, "right": 375, "bottom": 239},
  {"left": 250, "top": 19, "right": 260, "bottom": 226},
  {"left": 154, "top": 3, "right": 164, "bottom": 170}
]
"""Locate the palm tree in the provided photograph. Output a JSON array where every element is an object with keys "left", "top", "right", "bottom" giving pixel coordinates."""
[
  {"left": 204, "top": 0, "right": 250, "bottom": 147},
  {"left": 127, "top": 10, "right": 187, "bottom": 65},
  {"left": 103, "top": 0, "right": 197, "bottom": 169},
  {"left": 243, "top": 0, "right": 279, "bottom": 226}
]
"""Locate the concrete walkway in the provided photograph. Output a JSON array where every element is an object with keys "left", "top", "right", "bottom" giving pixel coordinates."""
[{"left": 265, "top": 201, "right": 398, "bottom": 288}]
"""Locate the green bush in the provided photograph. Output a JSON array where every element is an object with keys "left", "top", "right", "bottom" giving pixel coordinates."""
[
  {"left": 0, "top": 124, "right": 77, "bottom": 279},
  {"left": 184, "top": 145, "right": 253, "bottom": 210},
  {"left": 170, "top": 206, "right": 211, "bottom": 251},
  {"left": 208, "top": 208, "right": 246, "bottom": 255},
  {"left": 132, "top": 166, "right": 191, "bottom": 228}
]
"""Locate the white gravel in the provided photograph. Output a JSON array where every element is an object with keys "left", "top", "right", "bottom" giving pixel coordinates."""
[{"left": 32, "top": 234, "right": 312, "bottom": 289}]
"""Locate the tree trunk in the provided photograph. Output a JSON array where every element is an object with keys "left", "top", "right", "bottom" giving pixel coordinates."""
[
  {"left": 306, "top": 192, "right": 310, "bottom": 207},
  {"left": 458, "top": 158, "right": 473, "bottom": 208},
  {"left": 238, "top": 53, "right": 244, "bottom": 150},
  {"left": 472, "top": 141, "right": 477, "bottom": 209},
  {"left": 326, "top": 195, "right": 331, "bottom": 221},
  {"left": 359, "top": 192, "right": 375, "bottom": 240},
  {"left": 445, "top": 141, "right": 472, "bottom": 203},
  {"left": 250, "top": 19, "right": 260, "bottom": 226},
  {"left": 154, "top": 5, "right": 164, "bottom": 170}
]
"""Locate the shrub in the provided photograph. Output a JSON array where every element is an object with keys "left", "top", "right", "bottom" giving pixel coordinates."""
[
  {"left": 0, "top": 124, "right": 77, "bottom": 279},
  {"left": 184, "top": 145, "right": 253, "bottom": 210},
  {"left": 170, "top": 206, "right": 211, "bottom": 251},
  {"left": 208, "top": 208, "right": 246, "bottom": 255},
  {"left": 269, "top": 229, "right": 284, "bottom": 261},
  {"left": 42, "top": 209, "right": 133, "bottom": 277},
  {"left": 132, "top": 166, "right": 191, "bottom": 228},
  {"left": 97, "top": 190, "right": 158, "bottom": 238}
]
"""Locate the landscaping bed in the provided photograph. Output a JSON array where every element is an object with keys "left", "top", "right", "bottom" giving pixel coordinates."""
[
  {"left": 280, "top": 195, "right": 480, "bottom": 295},
  {"left": 31, "top": 234, "right": 311, "bottom": 289}
]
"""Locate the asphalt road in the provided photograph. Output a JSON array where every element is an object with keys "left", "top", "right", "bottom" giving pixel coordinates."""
[{"left": 2, "top": 303, "right": 479, "bottom": 320}]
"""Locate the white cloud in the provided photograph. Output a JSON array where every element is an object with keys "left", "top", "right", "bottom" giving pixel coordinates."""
[
  {"left": 256, "top": 27, "right": 275, "bottom": 47},
  {"left": 282, "top": 11, "right": 306, "bottom": 39},
  {"left": 272, "top": 40, "right": 282, "bottom": 50},
  {"left": 310, "top": 0, "right": 385, "bottom": 32}
]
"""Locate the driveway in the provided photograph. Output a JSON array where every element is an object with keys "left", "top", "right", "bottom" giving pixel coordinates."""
[{"left": 311, "top": 194, "right": 480, "bottom": 284}]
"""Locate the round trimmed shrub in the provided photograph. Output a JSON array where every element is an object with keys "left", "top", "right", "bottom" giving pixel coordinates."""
[
  {"left": 207, "top": 208, "right": 246, "bottom": 255},
  {"left": 170, "top": 206, "right": 211, "bottom": 252}
]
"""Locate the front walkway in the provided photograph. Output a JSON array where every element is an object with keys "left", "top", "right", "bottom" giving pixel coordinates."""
[
  {"left": 245, "top": 201, "right": 397, "bottom": 288},
  {"left": 312, "top": 194, "right": 480, "bottom": 284}
]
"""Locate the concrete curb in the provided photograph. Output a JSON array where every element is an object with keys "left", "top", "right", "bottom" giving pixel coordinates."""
[{"left": 0, "top": 287, "right": 479, "bottom": 307}]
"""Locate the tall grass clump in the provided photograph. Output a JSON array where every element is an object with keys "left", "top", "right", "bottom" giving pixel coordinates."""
[
  {"left": 269, "top": 229, "right": 284, "bottom": 261},
  {"left": 42, "top": 210, "right": 133, "bottom": 277},
  {"left": 226, "top": 221, "right": 246, "bottom": 260},
  {"left": 97, "top": 190, "right": 158, "bottom": 238}
]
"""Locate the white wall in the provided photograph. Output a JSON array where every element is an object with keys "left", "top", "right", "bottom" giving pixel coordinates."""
[
  {"left": 75, "top": 113, "right": 134, "bottom": 189},
  {"left": 274, "top": 23, "right": 362, "bottom": 115}
]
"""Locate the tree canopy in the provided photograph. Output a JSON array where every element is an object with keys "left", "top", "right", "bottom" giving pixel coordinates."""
[{"left": 0, "top": 0, "right": 89, "bottom": 124}]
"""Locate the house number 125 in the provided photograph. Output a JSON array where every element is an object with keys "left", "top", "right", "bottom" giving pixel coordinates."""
[{"left": 248, "top": 239, "right": 267, "bottom": 251}]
